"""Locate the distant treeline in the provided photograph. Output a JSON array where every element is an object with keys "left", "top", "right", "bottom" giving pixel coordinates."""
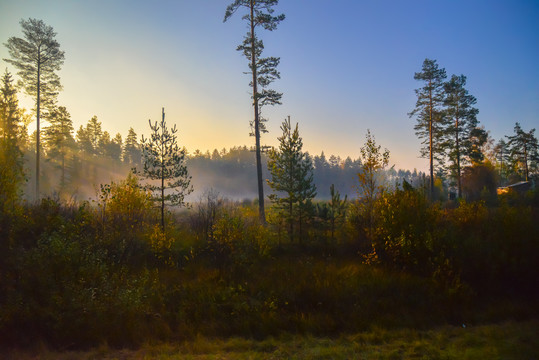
[
  {"left": 14, "top": 112, "right": 427, "bottom": 201},
  {"left": 188, "top": 147, "right": 427, "bottom": 200}
]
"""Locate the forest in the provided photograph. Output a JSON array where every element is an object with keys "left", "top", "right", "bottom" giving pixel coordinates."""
[{"left": 1, "top": 2, "right": 539, "bottom": 358}]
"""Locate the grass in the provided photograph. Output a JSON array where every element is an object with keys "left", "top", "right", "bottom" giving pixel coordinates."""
[{"left": 4, "top": 320, "right": 538, "bottom": 359}]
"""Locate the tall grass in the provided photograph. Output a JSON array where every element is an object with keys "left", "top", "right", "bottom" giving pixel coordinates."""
[{"left": 4, "top": 321, "right": 538, "bottom": 359}]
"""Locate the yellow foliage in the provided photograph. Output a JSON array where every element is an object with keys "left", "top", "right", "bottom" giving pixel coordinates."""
[
  {"left": 107, "top": 173, "right": 153, "bottom": 227},
  {"left": 148, "top": 224, "right": 175, "bottom": 266}
]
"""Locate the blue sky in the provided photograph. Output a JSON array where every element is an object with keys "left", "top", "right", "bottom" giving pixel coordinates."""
[{"left": 1, "top": 0, "right": 537, "bottom": 171}]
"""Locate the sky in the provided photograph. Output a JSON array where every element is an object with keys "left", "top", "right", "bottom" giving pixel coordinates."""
[{"left": 0, "top": 0, "right": 538, "bottom": 171}]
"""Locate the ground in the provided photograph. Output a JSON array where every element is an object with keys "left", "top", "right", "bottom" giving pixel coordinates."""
[{"left": 4, "top": 320, "right": 538, "bottom": 360}]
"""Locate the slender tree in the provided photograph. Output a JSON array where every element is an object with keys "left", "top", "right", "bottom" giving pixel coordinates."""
[
  {"left": 409, "top": 58, "right": 447, "bottom": 199},
  {"left": 506, "top": 122, "right": 538, "bottom": 182},
  {"left": 4, "top": 18, "right": 65, "bottom": 199},
  {"left": 224, "top": 0, "right": 285, "bottom": 224},
  {"left": 137, "top": 108, "right": 192, "bottom": 231},
  {"left": 443, "top": 74, "right": 480, "bottom": 198},
  {"left": 356, "top": 130, "right": 390, "bottom": 241},
  {"left": 267, "top": 116, "right": 316, "bottom": 243}
]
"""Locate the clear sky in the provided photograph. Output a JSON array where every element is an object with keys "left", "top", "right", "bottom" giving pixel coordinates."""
[{"left": 1, "top": 0, "right": 538, "bottom": 171}]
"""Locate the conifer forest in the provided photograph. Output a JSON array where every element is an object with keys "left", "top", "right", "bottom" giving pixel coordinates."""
[{"left": 1, "top": 2, "right": 538, "bottom": 358}]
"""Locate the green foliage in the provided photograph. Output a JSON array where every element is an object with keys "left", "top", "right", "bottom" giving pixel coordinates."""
[
  {"left": 3, "top": 18, "right": 64, "bottom": 110},
  {"left": 371, "top": 185, "right": 440, "bottom": 274},
  {"left": 267, "top": 117, "right": 316, "bottom": 243},
  {"left": 370, "top": 186, "right": 539, "bottom": 295},
  {"left": 0, "top": 70, "right": 25, "bottom": 213},
  {"left": 315, "top": 184, "right": 348, "bottom": 243},
  {"left": 223, "top": 0, "right": 285, "bottom": 122},
  {"left": 0, "top": 199, "right": 165, "bottom": 348},
  {"left": 137, "top": 108, "right": 192, "bottom": 230}
]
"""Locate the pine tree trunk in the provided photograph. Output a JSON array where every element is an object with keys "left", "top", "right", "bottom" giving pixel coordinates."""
[
  {"left": 250, "top": 0, "right": 266, "bottom": 224},
  {"left": 161, "top": 108, "right": 166, "bottom": 231},
  {"left": 456, "top": 110, "right": 461, "bottom": 198},
  {"left": 61, "top": 151, "right": 65, "bottom": 190},
  {"left": 428, "top": 80, "right": 434, "bottom": 200},
  {"left": 523, "top": 141, "right": 528, "bottom": 181},
  {"left": 36, "top": 60, "right": 41, "bottom": 200},
  {"left": 289, "top": 199, "right": 293, "bottom": 243},
  {"left": 298, "top": 203, "right": 303, "bottom": 245}
]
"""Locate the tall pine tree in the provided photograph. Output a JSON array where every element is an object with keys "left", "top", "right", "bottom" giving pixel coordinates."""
[
  {"left": 224, "top": 0, "right": 285, "bottom": 223},
  {"left": 409, "top": 58, "right": 447, "bottom": 199},
  {"left": 443, "top": 74, "right": 480, "bottom": 198},
  {"left": 4, "top": 18, "right": 65, "bottom": 199}
]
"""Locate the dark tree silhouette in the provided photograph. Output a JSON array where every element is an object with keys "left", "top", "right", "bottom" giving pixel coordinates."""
[
  {"left": 506, "top": 122, "right": 538, "bottom": 182},
  {"left": 443, "top": 74, "right": 481, "bottom": 198},
  {"left": 224, "top": 0, "right": 285, "bottom": 224}
]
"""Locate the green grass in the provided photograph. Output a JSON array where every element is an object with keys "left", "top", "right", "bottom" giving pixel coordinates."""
[{"left": 5, "top": 321, "right": 538, "bottom": 359}]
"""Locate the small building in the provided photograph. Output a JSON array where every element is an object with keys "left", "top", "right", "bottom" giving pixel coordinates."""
[{"left": 497, "top": 181, "right": 531, "bottom": 195}]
